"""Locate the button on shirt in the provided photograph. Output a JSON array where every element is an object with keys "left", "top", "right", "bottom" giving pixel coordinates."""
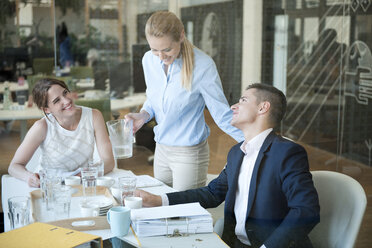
[
  {"left": 234, "top": 128, "right": 273, "bottom": 247},
  {"left": 141, "top": 48, "right": 244, "bottom": 146}
]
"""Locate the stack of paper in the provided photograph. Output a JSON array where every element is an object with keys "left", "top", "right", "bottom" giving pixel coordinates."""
[{"left": 131, "top": 202, "right": 213, "bottom": 237}]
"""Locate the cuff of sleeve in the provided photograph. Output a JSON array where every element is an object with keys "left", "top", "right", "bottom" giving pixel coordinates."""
[
  {"left": 140, "top": 107, "right": 153, "bottom": 123},
  {"left": 161, "top": 194, "right": 169, "bottom": 206}
]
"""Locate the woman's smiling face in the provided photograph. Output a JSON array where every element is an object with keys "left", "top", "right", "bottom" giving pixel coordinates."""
[
  {"left": 147, "top": 34, "right": 183, "bottom": 65},
  {"left": 44, "top": 84, "right": 76, "bottom": 116}
]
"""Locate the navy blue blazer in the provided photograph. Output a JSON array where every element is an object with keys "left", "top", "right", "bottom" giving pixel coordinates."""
[{"left": 167, "top": 132, "right": 320, "bottom": 248}]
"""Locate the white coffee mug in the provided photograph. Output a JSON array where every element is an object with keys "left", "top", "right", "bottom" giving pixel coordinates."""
[
  {"left": 124, "top": 196, "right": 142, "bottom": 209},
  {"left": 80, "top": 203, "right": 100, "bottom": 217},
  {"left": 97, "top": 177, "right": 115, "bottom": 187},
  {"left": 65, "top": 176, "right": 81, "bottom": 186},
  {"left": 110, "top": 186, "right": 121, "bottom": 203}
]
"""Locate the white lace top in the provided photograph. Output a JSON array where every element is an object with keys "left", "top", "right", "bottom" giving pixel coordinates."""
[{"left": 39, "top": 106, "right": 95, "bottom": 171}]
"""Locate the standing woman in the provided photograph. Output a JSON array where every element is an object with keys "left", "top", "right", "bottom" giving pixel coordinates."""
[
  {"left": 125, "top": 11, "right": 243, "bottom": 191},
  {"left": 8, "top": 78, "right": 114, "bottom": 187}
]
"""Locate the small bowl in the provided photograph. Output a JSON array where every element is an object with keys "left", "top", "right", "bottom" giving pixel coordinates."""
[
  {"left": 97, "top": 176, "right": 115, "bottom": 188},
  {"left": 65, "top": 176, "right": 81, "bottom": 186}
]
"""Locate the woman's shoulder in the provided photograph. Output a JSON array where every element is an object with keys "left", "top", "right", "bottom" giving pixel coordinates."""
[
  {"left": 142, "top": 50, "right": 154, "bottom": 62},
  {"left": 28, "top": 118, "right": 48, "bottom": 139},
  {"left": 193, "top": 47, "right": 215, "bottom": 67},
  {"left": 34, "top": 118, "right": 47, "bottom": 129}
]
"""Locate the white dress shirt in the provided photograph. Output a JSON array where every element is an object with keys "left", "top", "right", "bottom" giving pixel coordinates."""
[
  {"left": 141, "top": 48, "right": 244, "bottom": 146},
  {"left": 234, "top": 128, "right": 272, "bottom": 247}
]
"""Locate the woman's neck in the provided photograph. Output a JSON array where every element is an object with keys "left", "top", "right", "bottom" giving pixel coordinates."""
[
  {"left": 163, "top": 64, "right": 169, "bottom": 75},
  {"left": 55, "top": 107, "right": 82, "bottom": 131}
]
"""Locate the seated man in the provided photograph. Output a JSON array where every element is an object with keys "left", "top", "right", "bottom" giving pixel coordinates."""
[{"left": 137, "top": 83, "right": 320, "bottom": 248}]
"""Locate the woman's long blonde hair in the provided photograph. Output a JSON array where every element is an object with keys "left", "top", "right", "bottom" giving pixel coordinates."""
[{"left": 145, "top": 11, "right": 194, "bottom": 91}]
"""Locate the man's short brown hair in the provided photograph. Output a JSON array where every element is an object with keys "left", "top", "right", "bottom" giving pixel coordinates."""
[{"left": 246, "top": 83, "right": 287, "bottom": 127}]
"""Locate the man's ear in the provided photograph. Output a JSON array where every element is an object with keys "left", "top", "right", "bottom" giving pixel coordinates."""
[{"left": 259, "top": 101, "right": 270, "bottom": 114}]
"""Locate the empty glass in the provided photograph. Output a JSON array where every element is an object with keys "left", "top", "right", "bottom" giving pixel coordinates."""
[
  {"left": 8, "top": 196, "right": 30, "bottom": 230},
  {"left": 38, "top": 169, "right": 47, "bottom": 202},
  {"left": 118, "top": 176, "right": 137, "bottom": 206},
  {"left": 106, "top": 119, "right": 133, "bottom": 159},
  {"left": 81, "top": 167, "right": 98, "bottom": 197},
  {"left": 89, "top": 159, "right": 104, "bottom": 177},
  {"left": 44, "top": 169, "right": 62, "bottom": 211},
  {"left": 53, "top": 185, "right": 71, "bottom": 220}
]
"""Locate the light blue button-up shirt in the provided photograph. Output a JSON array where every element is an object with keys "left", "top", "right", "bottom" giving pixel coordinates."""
[{"left": 141, "top": 47, "right": 244, "bottom": 146}]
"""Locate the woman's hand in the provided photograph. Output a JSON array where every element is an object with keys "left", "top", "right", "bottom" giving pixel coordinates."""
[
  {"left": 134, "top": 189, "right": 162, "bottom": 207},
  {"left": 125, "top": 111, "right": 150, "bottom": 133},
  {"left": 27, "top": 173, "right": 40, "bottom": 188}
]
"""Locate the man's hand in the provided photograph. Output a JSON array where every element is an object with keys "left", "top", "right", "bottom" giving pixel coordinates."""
[{"left": 134, "top": 189, "right": 162, "bottom": 207}]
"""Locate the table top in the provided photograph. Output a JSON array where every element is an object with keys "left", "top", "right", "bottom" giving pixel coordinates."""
[
  {"left": 1, "top": 169, "right": 228, "bottom": 247},
  {"left": 0, "top": 82, "right": 29, "bottom": 93},
  {"left": 0, "top": 103, "right": 43, "bottom": 121},
  {"left": 110, "top": 93, "right": 146, "bottom": 111},
  {"left": 0, "top": 94, "right": 146, "bottom": 122}
]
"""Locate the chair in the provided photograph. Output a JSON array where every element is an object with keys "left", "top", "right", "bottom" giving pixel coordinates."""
[
  {"left": 32, "top": 58, "right": 55, "bottom": 75},
  {"left": 309, "top": 170, "right": 367, "bottom": 248},
  {"left": 213, "top": 170, "right": 368, "bottom": 248},
  {"left": 70, "top": 66, "right": 94, "bottom": 79},
  {"left": 75, "top": 98, "right": 111, "bottom": 123}
]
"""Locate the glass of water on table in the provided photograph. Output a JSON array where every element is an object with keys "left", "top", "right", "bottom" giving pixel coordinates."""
[
  {"left": 118, "top": 176, "right": 137, "bottom": 206},
  {"left": 81, "top": 166, "right": 98, "bottom": 198}
]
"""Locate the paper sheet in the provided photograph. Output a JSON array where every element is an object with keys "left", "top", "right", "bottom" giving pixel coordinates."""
[{"left": 131, "top": 202, "right": 211, "bottom": 221}]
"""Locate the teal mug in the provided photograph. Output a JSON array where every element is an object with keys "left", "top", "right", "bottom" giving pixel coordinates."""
[{"left": 107, "top": 206, "right": 131, "bottom": 237}]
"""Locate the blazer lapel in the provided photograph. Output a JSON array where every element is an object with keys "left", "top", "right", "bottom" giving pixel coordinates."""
[
  {"left": 246, "top": 132, "right": 276, "bottom": 217},
  {"left": 226, "top": 144, "right": 245, "bottom": 212}
]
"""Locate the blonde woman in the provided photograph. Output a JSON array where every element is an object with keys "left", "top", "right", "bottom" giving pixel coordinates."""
[{"left": 125, "top": 11, "right": 243, "bottom": 191}]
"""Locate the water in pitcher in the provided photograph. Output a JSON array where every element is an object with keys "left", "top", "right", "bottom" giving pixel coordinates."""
[
  {"left": 113, "top": 144, "right": 133, "bottom": 159},
  {"left": 107, "top": 119, "right": 134, "bottom": 159}
]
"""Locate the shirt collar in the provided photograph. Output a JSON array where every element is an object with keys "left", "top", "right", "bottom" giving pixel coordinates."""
[{"left": 240, "top": 128, "right": 273, "bottom": 155}]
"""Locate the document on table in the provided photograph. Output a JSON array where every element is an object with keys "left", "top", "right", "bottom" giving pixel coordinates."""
[
  {"left": 131, "top": 202, "right": 213, "bottom": 237},
  {"left": 136, "top": 175, "right": 164, "bottom": 188}
]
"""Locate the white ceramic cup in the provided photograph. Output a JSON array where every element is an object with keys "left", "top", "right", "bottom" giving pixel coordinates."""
[
  {"left": 124, "top": 196, "right": 142, "bottom": 209},
  {"left": 110, "top": 186, "right": 121, "bottom": 203},
  {"left": 80, "top": 203, "right": 100, "bottom": 217},
  {"left": 97, "top": 177, "right": 115, "bottom": 188},
  {"left": 64, "top": 176, "right": 81, "bottom": 186}
]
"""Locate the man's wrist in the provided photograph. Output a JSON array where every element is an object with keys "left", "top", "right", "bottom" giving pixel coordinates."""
[{"left": 160, "top": 194, "right": 169, "bottom": 206}]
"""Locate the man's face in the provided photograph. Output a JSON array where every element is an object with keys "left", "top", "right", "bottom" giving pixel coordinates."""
[{"left": 230, "top": 88, "right": 261, "bottom": 129}]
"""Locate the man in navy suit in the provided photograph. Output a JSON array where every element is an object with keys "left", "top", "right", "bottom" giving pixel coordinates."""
[{"left": 137, "top": 83, "right": 320, "bottom": 248}]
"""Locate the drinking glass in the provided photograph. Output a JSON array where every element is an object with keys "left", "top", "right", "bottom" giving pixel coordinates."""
[
  {"left": 44, "top": 169, "right": 62, "bottom": 211},
  {"left": 118, "top": 176, "right": 137, "bottom": 206},
  {"left": 53, "top": 185, "right": 71, "bottom": 220},
  {"left": 38, "top": 169, "right": 47, "bottom": 202},
  {"left": 8, "top": 196, "right": 30, "bottom": 230},
  {"left": 89, "top": 160, "right": 104, "bottom": 177},
  {"left": 106, "top": 119, "right": 133, "bottom": 159},
  {"left": 81, "top": 167, "right": 98, "bottom": 197}
]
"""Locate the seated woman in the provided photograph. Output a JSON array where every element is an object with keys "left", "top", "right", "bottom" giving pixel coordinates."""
[{"left": 8, "top": 78, "right": 115, "bottom": 187}]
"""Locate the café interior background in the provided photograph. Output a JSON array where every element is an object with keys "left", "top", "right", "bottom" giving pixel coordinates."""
[{"left": 1, "top": 0, "right": 371, "bottom": 195}]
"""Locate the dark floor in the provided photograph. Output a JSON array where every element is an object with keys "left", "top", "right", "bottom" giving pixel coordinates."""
[{"left": 0, "top": 111, "right": 371, "bottom": 247}]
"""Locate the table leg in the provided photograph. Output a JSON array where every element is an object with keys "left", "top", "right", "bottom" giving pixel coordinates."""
[{"left": 20, "top": 120, "right": 27, "bottom": 141}]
